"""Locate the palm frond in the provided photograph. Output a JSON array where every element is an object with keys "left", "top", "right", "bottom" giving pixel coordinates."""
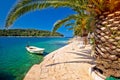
[
  {"left": 5, "top": 0, "right": 86, "bottom": 28},
  {"left": 52, "top": 14, "right": 79, "bottom": 33},
  {"left": 5, "top": 2, "right": 39, "bottom": 27},
  {"left": 64, "top": 22, "right": 75, "bottom": 27},
  {"left": 89, "top": 0, "right": 104, "bottom": 11},
  {"left": 89, "top": 0, "right": 120, "bottom": 13},
  {"left": 107, "top": 0, "right": 120, "bottom": 12},
  {"left": 68, "top": 27, "right": 73, "bottom": 30}
]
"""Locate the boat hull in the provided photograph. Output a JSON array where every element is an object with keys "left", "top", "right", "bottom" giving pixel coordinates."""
[{"left": 26, "top": 46, "right": 44, "bottom": 54}]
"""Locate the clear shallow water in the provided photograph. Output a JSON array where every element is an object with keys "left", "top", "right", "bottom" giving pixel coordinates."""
[{"left": 0, "top": 37, "right": 69, "bottom": 80}]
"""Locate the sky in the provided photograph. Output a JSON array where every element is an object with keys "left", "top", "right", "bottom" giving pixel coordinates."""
[{"left": 0, "top": 0, "right": 76, "bottom": 37}]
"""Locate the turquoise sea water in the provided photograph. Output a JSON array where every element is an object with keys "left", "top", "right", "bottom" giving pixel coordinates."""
[{"left": 0, "top": 37, "right": 69, "bottom": 80}]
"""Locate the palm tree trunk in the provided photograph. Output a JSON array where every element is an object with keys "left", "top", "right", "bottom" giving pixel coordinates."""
[
  {"left": 94, "top": 11, "right": 120, "bottom": 77},
  {"left": 83, "top": 36, "right": 88, "bottom": 45}
]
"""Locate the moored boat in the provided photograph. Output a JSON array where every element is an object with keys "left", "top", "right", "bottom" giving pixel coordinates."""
[{"left": 26, "top": 46, "right": 44, "bottom": 54}]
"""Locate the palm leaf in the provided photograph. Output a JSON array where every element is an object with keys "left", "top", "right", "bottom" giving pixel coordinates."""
[
  {"left": 89, "top": 0, "right": 104, "bottom": 11},
  {"left": 52, "top": 14, "right": 79, "bottom": 33},
  {"left": 107, "top": 0, "right": 120, "bottom": 12},
  {"left": 64, "top": 22, "right": 75, "bottom": 27},
  {"left": 5, "top": 0, "right": 86, "bottom": 27},
  {"left": 68, "top": 27, "right": 74, "bottom": 30}
]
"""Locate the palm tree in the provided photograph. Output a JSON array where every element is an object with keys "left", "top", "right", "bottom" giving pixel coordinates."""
[
  {"left": 5, "top": 0, "right": 120, "bottom": 78},
  {"left": 53, "top": 13, "right": 94, "bottom": 45},
  {"left": 88, "top": 0, "right": 120, "bottom": 78},
  {"left": 52, "top": 13, "right": 93, "bottom": 36}
]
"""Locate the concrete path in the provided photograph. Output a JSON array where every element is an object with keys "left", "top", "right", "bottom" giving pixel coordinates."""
[{"left": 24, "top": 42, "right": 95, "bottom": 80}]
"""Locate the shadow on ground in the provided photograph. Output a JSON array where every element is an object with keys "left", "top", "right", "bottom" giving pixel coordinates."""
[{"left": 45, "top": 49, "right": 95, "bottom": 67}]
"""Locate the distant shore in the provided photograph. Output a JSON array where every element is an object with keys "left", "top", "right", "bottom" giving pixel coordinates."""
[
  {"left": 0, "top": 29, "right": 64, "bottom": 37},
  {"left": 0, "top": 36, "right": 64, "bottom": 38}
]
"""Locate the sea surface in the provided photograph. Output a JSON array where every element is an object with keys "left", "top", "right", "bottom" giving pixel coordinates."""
[{"left": 0, "top": 37, "right": 69, "bottom": 80}]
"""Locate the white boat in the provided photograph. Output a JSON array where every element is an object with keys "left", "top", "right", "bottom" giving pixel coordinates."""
[{"left": 26, "top": 46, "right": 44, "bottom": 54}]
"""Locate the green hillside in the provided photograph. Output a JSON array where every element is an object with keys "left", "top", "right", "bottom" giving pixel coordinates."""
[{"left": 0, "top": 29, "right": 63, "bottom": 37}]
